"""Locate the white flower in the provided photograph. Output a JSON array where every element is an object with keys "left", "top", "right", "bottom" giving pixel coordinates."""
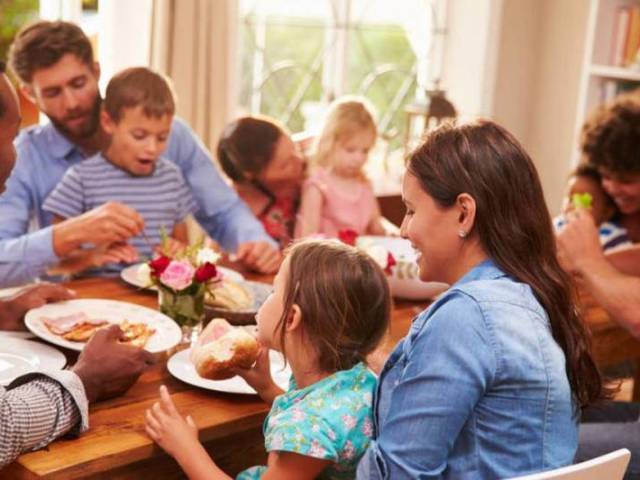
[
  {"left": 309, "top": 440, "right": 327, "bottom": 457},
  {"left": 341, "top": 414, "right": 357, "bottom": 430},
  {"left": 270, "top": 432, "right": 284, "bottom": 449},
  {"left": 292, "top": 408, "right": 306, "bottom": 421},
  {"left": 196, "top": 247, "right": 220, "bottom": 266},
  {"left": 362, "top": 418, "right": 374, "bottom": 437},
  {"left": 137, "top": 263, "right": 152, "bottom": 284},
  {"left": 341, "top": 440, "right": 356, "bottom": 460}
]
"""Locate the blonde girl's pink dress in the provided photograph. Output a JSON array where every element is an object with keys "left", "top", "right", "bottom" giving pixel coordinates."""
[{"left": 299, "top": 168, "right": 378, "bottom": 238}]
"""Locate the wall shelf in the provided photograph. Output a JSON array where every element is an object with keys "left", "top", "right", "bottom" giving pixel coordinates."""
[{"left": 589, "top": 64, "right": 640, "bottom": 81}]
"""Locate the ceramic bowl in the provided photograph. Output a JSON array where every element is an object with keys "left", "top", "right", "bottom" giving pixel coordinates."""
[{"left": 357, "top": 236, "right": 449, "bottom": 301}]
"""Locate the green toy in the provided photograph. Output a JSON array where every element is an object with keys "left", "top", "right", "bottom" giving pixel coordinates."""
[{"left": 571, "top": 192, "right": 593, "bottom": 210}]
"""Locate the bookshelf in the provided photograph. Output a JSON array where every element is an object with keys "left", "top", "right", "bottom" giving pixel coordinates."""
[{"left": 574, "top": 0, "right": 640, "bottom": 163}]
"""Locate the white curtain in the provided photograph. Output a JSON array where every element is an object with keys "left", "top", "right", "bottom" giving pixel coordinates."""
[
  {"left": 150, "top": 0, "right": 238, "bottom": 152},
  {"left": 150, "top": 0, "right": 239, "bottom": 245}
]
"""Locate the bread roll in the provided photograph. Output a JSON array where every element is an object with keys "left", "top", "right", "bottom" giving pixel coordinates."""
[
  {"left": 206, "top": 280, "right": 253, "bottom": 311},
  {"left": 191, "top": 318, "right": 259, "bottom": 380}
]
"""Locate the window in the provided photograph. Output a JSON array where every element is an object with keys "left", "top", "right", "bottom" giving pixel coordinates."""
[{"left": 238, "top": 0, "right": 440, "bottom": 178}]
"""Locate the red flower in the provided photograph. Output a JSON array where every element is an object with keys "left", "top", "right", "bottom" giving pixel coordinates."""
[
  {"left": 194, "top": 262, "right": 218, "bottom": 283},
  {"left": 149, "top": 255, "right": 170, "bottom": 277},
  {"left": 384, "top": 252, "right": 397, "bottom": 275},
  {"left": 338, "top": 229, "right": 358, "bottom": 246}
]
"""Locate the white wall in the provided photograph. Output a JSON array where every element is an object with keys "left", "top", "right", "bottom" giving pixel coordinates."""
[
  {"left": 491, "top": 0, "right": 540, "bottom": 144},
  {"left": 489, "top": 0, "right": 590, "bottom": 215},
  {"left": 527, "top": 0, "right": 590, "bottom": 215},
  {"left": 97, "top": 0, "right": 153, "bottom": 93},
  {"left": 442, "top": 0, "right": 503, "bottom": 120}
]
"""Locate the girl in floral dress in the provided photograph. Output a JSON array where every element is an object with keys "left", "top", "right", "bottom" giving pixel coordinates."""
[{"left": 145, "top": 238, "right": 391, "bottom": 479}]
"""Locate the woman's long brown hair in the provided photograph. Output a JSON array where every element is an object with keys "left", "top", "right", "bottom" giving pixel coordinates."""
[{"left": 407, "top": 120, "right": 606, "bottom": 407}]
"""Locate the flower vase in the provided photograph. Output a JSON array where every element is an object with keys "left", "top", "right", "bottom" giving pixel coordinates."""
[{"left": 158, "top": 285, "right": 205, "bottom": 347}]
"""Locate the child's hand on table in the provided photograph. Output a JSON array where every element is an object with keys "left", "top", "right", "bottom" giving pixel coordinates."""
[{"left": 145, "top": 385, "right": 199, "bottom": 459}]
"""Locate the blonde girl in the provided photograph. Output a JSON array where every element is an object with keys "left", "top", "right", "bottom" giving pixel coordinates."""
[
  {"left": 296, "top": 96, "right": 396, "bottom": 238},
  {"left": 145, "top": 239, "right": 391, "bottom": 479}
]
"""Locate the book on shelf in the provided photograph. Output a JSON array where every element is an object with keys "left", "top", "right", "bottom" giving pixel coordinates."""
[
  {"left": 610, "top": 5, "right": 640, "bottom": 68},
  {"left": 626, "top": 7, "right": 640, "bottom": 66},
  {"left": 611, "top": 6, "right": 631, "bottom": 67}
]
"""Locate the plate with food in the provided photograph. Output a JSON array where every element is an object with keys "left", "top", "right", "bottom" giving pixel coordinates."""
[
  {"left": 357, "top": 236, "right": 449, "bottom": 301},
  {"left": 24, "top": 299, "right": 182, "bottom": 353},
  {"left": 204, "top": 280, "right": 272, "bottom": 325},
  {"left": 120, "top": 263, "right": 245, "bottom": 291},
  {"left": 0, "top": 337, "right": 67, "bottom": 385},
  {"left": 168, "top": 318, "right": 290, "bottom": 394}
]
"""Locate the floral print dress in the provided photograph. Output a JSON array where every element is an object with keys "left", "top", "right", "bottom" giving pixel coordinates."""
[{"left": 236, "top": 362, "right": 376, "bottom": 480}]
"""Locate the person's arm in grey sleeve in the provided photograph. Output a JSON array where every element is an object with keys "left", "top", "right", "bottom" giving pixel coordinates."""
[{"left": 0, "top": 370, "right": 88, "bottom": 468}]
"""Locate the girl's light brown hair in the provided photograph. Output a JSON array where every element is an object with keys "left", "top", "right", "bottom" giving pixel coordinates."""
[
  {"left": 407, "top": 120, "right": 607, "bottom": 408},
  {"left": 276, "top": 239, "right": 391, "bottom": 372},
  {"left": 313, "top": 96, "right": 377, "bottom": 168}
]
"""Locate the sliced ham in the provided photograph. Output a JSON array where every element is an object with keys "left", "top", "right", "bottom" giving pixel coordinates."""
[{"left": 42, "top": 312, "right": 108, "bottom": 335}]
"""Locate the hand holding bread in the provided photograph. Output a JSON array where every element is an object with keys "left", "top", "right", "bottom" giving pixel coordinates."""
[{"left": 190, "top": 318, "right": 259, "bottom": 380}]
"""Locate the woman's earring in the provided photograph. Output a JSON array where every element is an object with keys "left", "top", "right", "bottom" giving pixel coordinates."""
[{"left": 458, "top": 230, "right": 467, "bottom": 239}]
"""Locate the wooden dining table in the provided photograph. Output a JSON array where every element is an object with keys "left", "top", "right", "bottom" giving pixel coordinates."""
[{"left": 2, "top": 275, "right": 639, "bottom": 479}]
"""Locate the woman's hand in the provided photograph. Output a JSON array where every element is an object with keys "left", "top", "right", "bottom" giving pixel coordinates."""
[
  {"left": 233, "top": 346, "right": 283, "bottom": 404},
  {"left": 145, "top": 385, "right": 200, "bottom": 459}
]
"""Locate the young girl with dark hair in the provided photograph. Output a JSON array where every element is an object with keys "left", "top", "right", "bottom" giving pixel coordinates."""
[
  {"left": 217, "top": 116, "right": 305, "bottom": 248},
  {"left": 357, "top": 120, "right": 605, "bottom": 479},
  {"left": 146, "top": 239, "right": 391, "bottom": 479}
]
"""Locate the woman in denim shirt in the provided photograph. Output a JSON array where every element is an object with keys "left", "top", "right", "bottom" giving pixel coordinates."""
[{"left": 357, "top": 121, "right": 606, "bottom": 479}]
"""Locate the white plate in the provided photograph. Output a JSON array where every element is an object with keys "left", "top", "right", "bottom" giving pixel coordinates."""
[
  {"left": 0, "top": 338, "right": 66, "bottom": 386},
  {"left": 24, "top": 299, "right": 182, "bottom": 353},
  {"left": 0, "top": 286, "right": 27, "bottom": 298},
  {"left": 0, "top": 331, "right": 33, "bottom": 340},
  {"left": 358, "top": 236, "right": 449, "bottom": 301},
  {"left": 120, "top": 263, "right": 245, "bottom": 291},
  {"left": 168, "top": 348, "right": 290, "bottom": 395}
]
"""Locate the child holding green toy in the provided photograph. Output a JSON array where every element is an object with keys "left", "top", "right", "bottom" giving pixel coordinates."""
[{"left": 554, "top": 164, "right": 631, "bottom": 252}]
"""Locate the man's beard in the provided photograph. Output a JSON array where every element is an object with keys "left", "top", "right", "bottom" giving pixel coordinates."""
[{"left": 49, "top": 95, "right": 102, "bottom": 140}]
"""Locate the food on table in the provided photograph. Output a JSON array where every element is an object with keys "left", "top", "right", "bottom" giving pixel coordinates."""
[
  {"left": 190, "top": 318, "right": 259, "bottom": 380},
  {"left": 120, "top": 320, "right": 156, "bottom": 348},
  {"left": 206, "top": 279, "right": 253, "bottom": 311},
  {"left": 42, "top": 313, "right": 155, "bottom": 347},
  {"left": 42, "top": 312, "right": 108, "bottom": 340}
]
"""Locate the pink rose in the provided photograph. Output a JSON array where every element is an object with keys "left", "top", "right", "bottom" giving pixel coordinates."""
[{"left": 159, "top": 260, "right": 195, "bottom": 291}]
